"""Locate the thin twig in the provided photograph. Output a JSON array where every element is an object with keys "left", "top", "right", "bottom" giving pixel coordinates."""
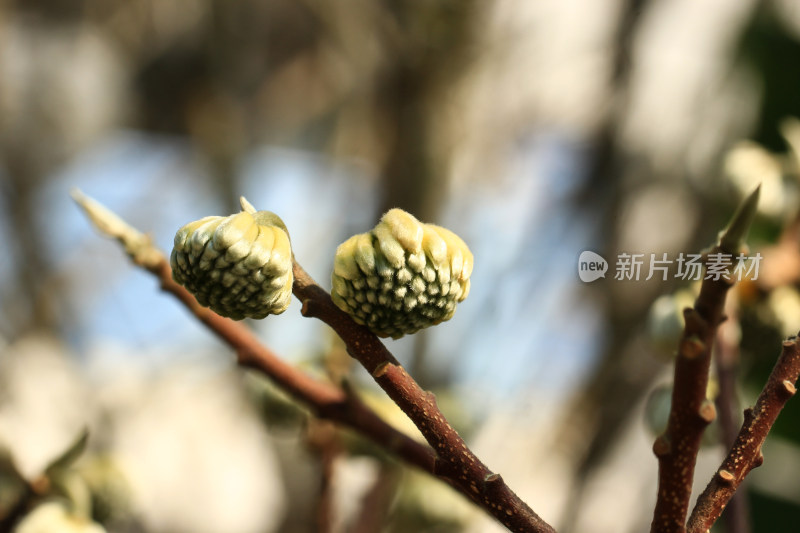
[
  {"left": 712, "top": 296, "right": 751, "bottom": 533},
  {"left": 292, "top": 262, "right": 556, "bottom": 533},
  {"left": 650, "top": 270, "right": 731, "bottom": 533},
  {"left": 687, "top": 337, "right": 800, "bottom": 533}
]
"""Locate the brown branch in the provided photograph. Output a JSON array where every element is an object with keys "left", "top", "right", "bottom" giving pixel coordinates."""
[
  {"left": 145, "top": 260, "right": 436, "bottom": 474},
  {"left": 651, "top": 187, "right": 760, "bottom": 533},
  {"left": 712, "top": 297, "right": 751, "bottom": 533},
  {"left": 292, "top": 262, "right": 556, "bottom": 533},
  {"left": 687, "top": 337, "right": 800, "bottom": 533},
  {"left": 650, "top": 264, "right": 733, "bottom": 533}
]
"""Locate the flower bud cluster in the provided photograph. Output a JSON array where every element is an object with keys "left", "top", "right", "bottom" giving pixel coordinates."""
[
  {"left": 331, "top": 208, "right": 472, "bottom": 338},
  {"left": 171, "top": 201, "right": 293, "bottom": 320}
]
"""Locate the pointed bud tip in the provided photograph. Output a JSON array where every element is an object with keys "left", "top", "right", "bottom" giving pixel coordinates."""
[
  {"left": 718, "top": 184, "right": 760, "bottom": 254},
  {"left": 240, "top": 196, "right": 257, "bottom": 214},
  {"left": 70, "top": 187, "right": 87, "bottom": 203}
]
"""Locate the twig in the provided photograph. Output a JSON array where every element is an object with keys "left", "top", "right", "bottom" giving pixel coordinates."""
[
  {"left": 712, "top": 297, "right": 751, "bottom": 533},
  {"left": 307, "top": 420, "right": 341, "bottom": 533},
  {"left": 687, "top": 337, "right": 800, "bottom": 532},
  {"left": 292, "top": 262, "right": 555, "bottom": 533},
  {"left": 650, "top": 272, "right": 731, "bottom": 533},
  {"left": 650, "top": 187, "right": 760, "bottom": 533}
]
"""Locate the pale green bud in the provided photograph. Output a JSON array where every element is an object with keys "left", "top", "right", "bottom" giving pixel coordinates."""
[
  {"left": 646, "top": 289, "right": 696, "bottom": 359},
  {"left": 331, "top": 208, "right": 473, "bottom": 339},
  {"left": 171, "top": 198, "right": 293, "bottom": 320},
  {"left": 644, "top": 382, "right": 720, "bottom": 447}
]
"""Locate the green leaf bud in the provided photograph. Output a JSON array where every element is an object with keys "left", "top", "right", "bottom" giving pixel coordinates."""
[
  {"left": 171, "top": 198, "right": 293, "bottom": 320},
  {"left": 331, "top": 208, "right": 473, "bottom": 339}
]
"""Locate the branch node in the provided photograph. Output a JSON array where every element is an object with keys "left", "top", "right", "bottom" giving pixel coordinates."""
[
  {"left": 425, "top": 391, "right": 437, "bottom": 405},
  {"left": 300, "top": 298, "right": 320, "bottom": 318},
  {"left": 484, "top": 473, "right": 502, "bottom": 484},
  {"left": 752, "top": 450, "right": 764, "bottom": 469},
  {"left": 699, "top": 400, "right": 717, "bottom": 424},
  {"left": 781, "top": 379, "right": 796, "bottom": 398},
  {"left": 653, "top": 435, "right": 671, "bottom": 457},
  {"left": 717, "top": 469, "right": 735, "bottom": 485},
  {"left": 372, "top": 362, "right": 390, "bottom": 378},
  {"left": 680, "top": 334, "right": 706, "bottom": 360},
  {"left": 683, "top": 308, "right": 708, "bottom": 332}
]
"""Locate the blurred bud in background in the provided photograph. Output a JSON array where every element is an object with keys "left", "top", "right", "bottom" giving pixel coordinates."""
[{"left": 646, "top": 288, "right": 696, "bottom": 360}]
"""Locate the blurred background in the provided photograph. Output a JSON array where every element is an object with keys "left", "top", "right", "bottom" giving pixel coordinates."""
[{"left": 2, "top": 0, "right": 800, "bottom": 532}]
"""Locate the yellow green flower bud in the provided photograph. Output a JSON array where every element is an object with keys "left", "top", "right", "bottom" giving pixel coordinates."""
[
  {"left": 331, "top": 209, "right": 473, "bottom": 339},
  {"left": 170, "top": 198, "right": 293, "bottom": 320}
]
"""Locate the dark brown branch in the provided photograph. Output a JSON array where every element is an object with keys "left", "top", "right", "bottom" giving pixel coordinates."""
[
  {"left": 146, "top": 259, "right": 436, "bottom": 474},
  {"left": 712, "top": 298, "right": 751, "bottom": 533},
  {"left": 292, "top": 262, "right": 556, "bottom": 533},
  {"left": 650, "top": 264, "right": 733, "bottom": 533},
  {"left": 687, "top": 337, "right": 800, "bottom": 533},
  {"left": 651, "top": 187, "right": 759, "bottom": 533}
]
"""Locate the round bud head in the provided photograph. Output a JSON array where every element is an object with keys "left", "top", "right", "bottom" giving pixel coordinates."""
[
  {"left": 170, "top": 198, "right": 293, "bottom": 320},
  {"left": 331, "top": 208, "right": 473, "bottom": 339}
]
